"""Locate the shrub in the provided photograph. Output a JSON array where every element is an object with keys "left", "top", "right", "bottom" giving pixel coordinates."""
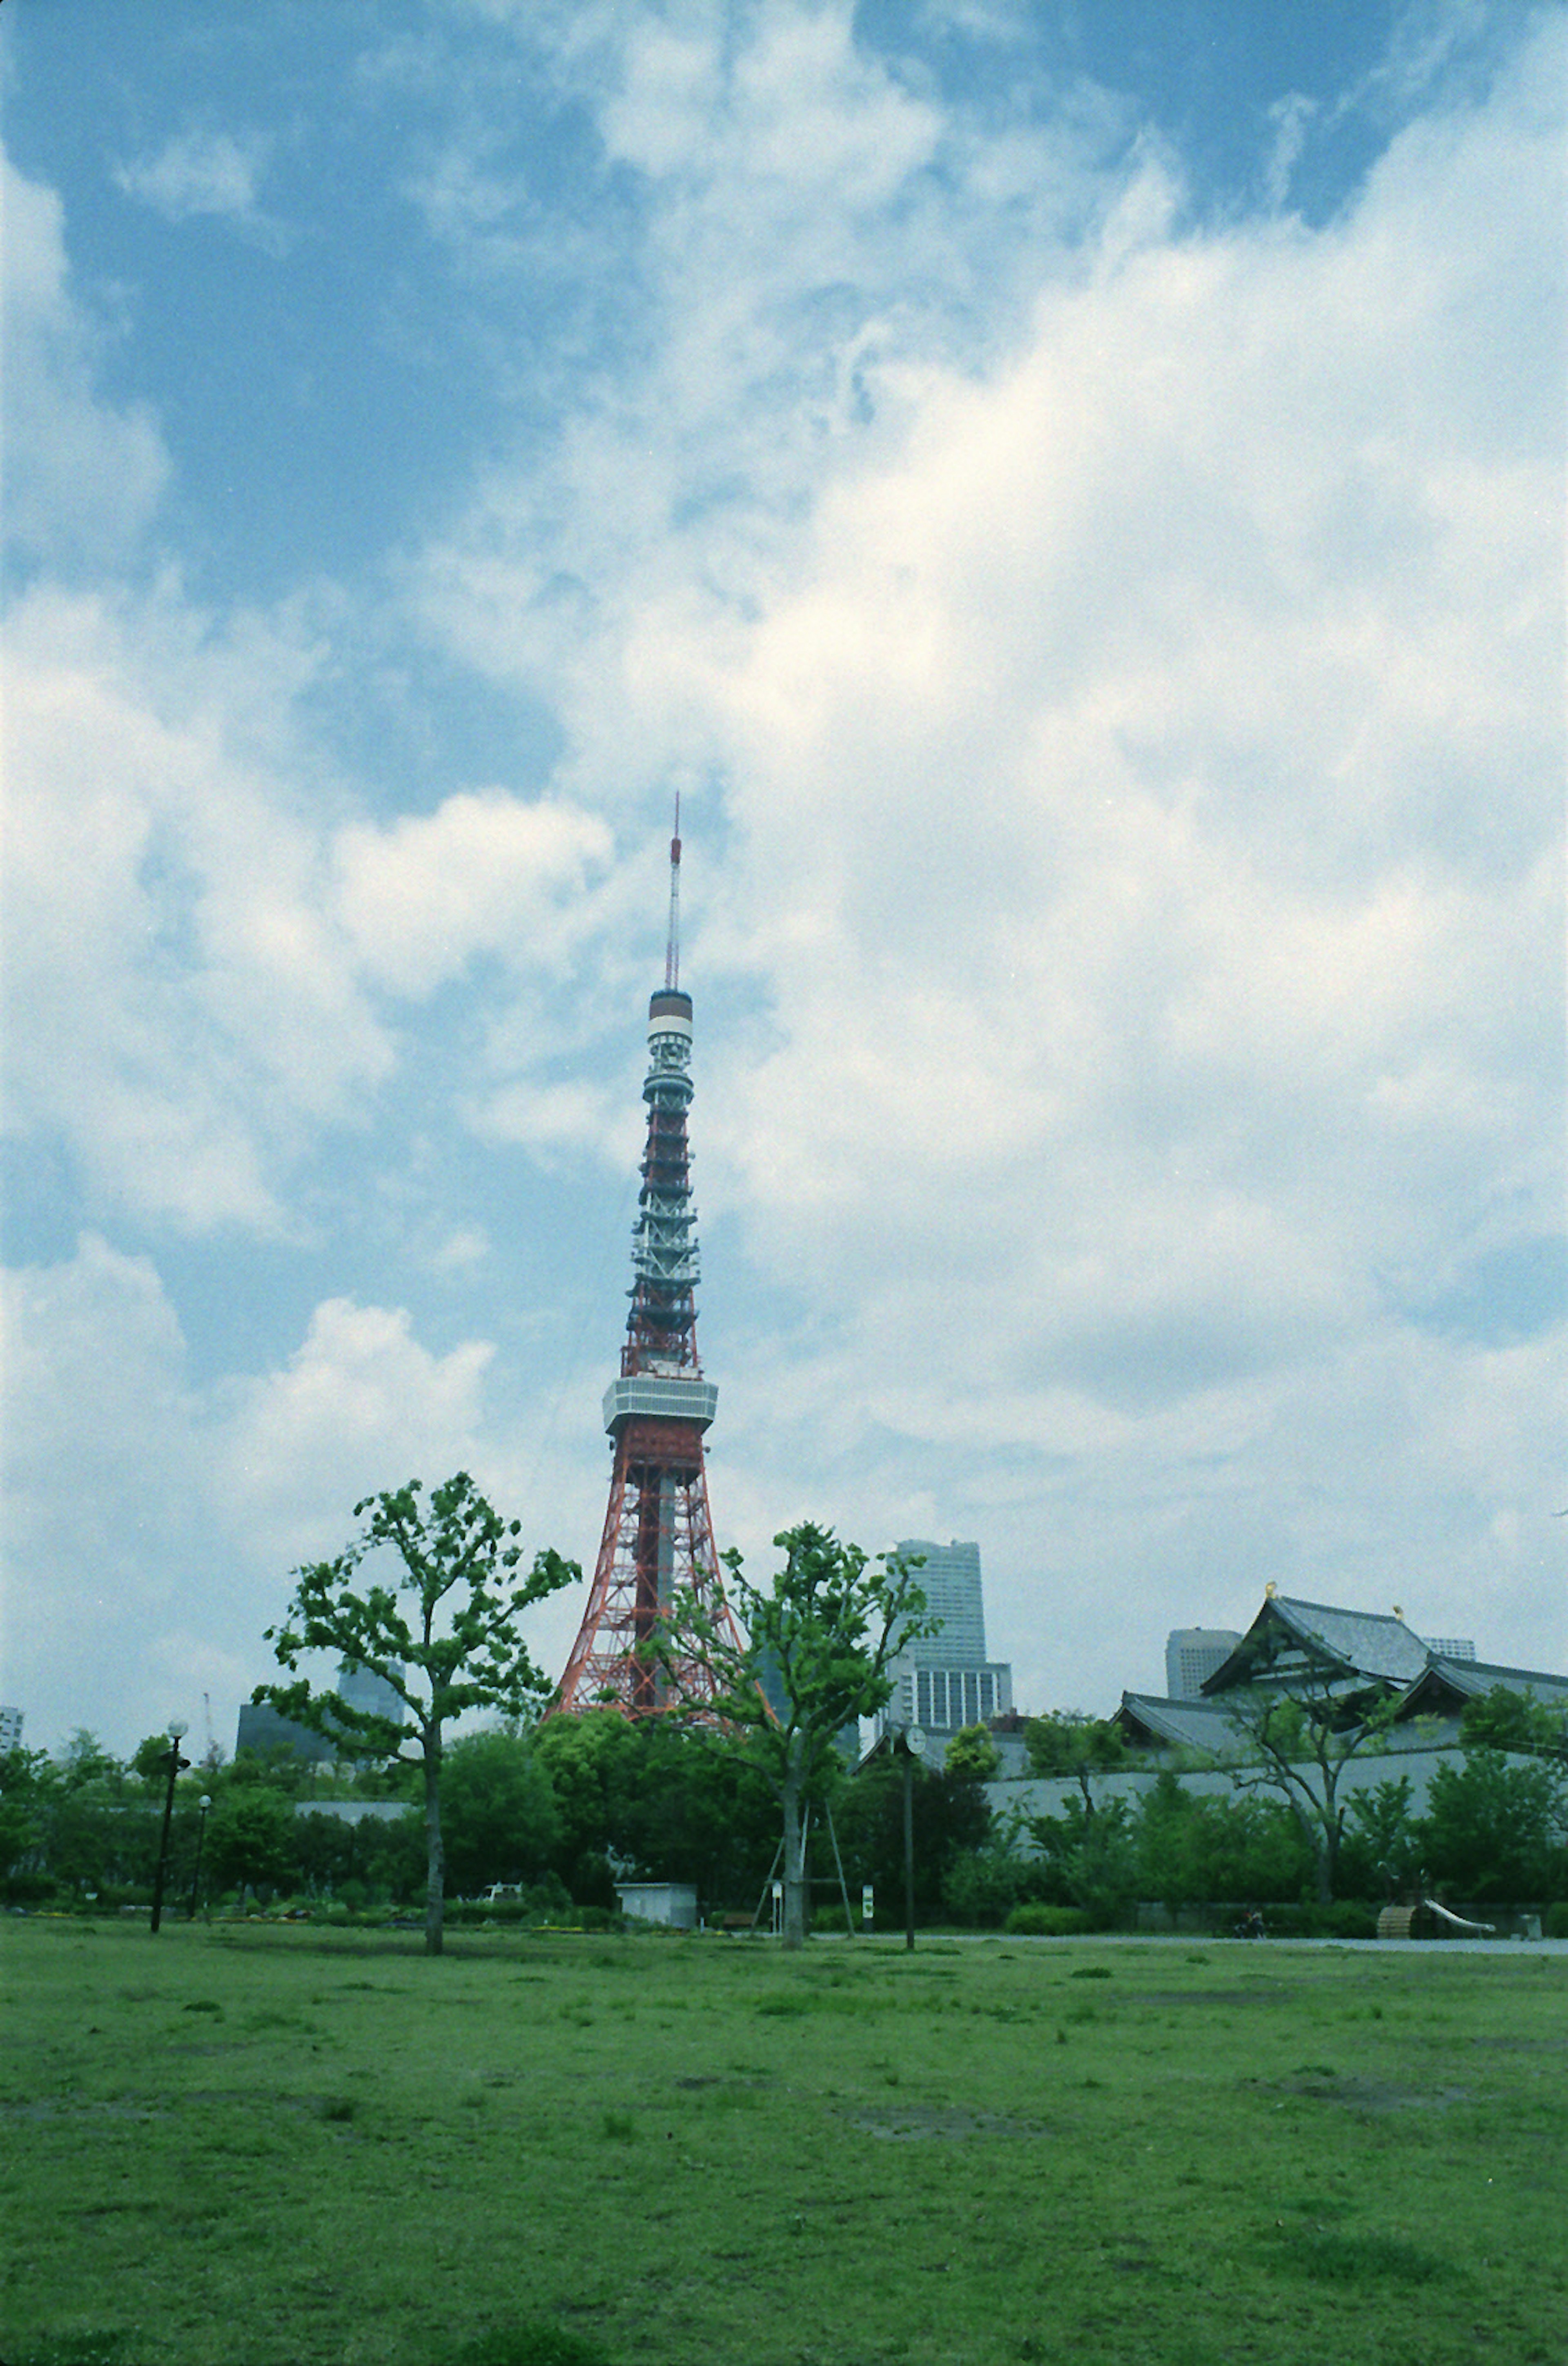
[
  {"left": 1256, "top": 1901, "right": 1378, "bottom": 1940},
  {"left": 809, "top": 1901, "right": 865, "bottom": 1934},
  {"left": 444, "top": 1876, "right": 575, "bottom": 1928},
  {"left": 942, "top": 1843, "right": 1053, "bottom": 1929},
  {"left": 0, "top": 1872, "right": 56, "bottom": 1907},
  {"left": 1543, "top": 1902, "right": 1568, "bottom": 1939},
  {"left": 1004, "top": 1902, "right": 1092, "bottom": 1937}
]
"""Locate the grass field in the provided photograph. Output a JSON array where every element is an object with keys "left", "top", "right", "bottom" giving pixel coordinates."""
[{"left": 2, "top": 1920, "right": 1563, "bottom": 2366}]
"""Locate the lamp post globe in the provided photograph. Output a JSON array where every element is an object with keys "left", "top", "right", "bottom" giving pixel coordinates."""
[{"left": 188, "top": 1792, "right": 213, "bottom": 1921}]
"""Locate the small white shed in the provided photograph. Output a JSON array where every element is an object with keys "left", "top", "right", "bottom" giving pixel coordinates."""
[{"left": 614, "top": 1881, "right": 698, "bottom": 1929}]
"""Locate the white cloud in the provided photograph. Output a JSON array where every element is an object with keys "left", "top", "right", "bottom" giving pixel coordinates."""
[
  {"left": 407, "top": 2, "right": 1134, "bottom": 796},
  {"left": 0, "top": 1240, "right": 555, "bottom": 1753},
  {"left": 432, "top": 1226, "right": 491, "bottom": 1270},
  {"left": 114, "top": 127, "right": 273, "bottom": 226},
  {"left": 1, "top": 150, "right": 169, "bottom": 566},
  {"left": 0, "top": 1238, "right": 210, "bottom": 1739},
  {"left": 333, "top": 792, "right": 612, "bottom": 996},
  {"left": 685, "top": 22, "right": 1563, "bottom": 1380},
  {"left": 468, "top": 1076, "right": 624, "bottom": 1161},
  {"left": 601, "top": 9, "right": 942, "bottom": 202},
  {"left": 4, "top": 581, "right": 396, "bottom": 1231},
  {"left": 400, "top": 8, "right": 1566, "bottom": 1702},
  {"left": 220, "top": 1297, "right": 498, "bottom": 1569},
  {"left": 1263, "top": 92, "right": 1316, "bottom": 211}
]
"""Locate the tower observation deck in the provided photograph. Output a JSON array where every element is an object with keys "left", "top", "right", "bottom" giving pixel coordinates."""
[{"left": 552, "top": 818, "right": 743, "bottom": 1716}]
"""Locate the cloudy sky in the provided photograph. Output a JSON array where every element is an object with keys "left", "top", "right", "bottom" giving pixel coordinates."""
[{"left": 4, "top": 0, "right": 1564, "bottom": 1760}]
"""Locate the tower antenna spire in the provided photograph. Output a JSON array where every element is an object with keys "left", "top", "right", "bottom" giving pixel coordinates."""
[
  {"left": 552, "top": 808, "right": 743, "bottom": 1719},
  {"left": 665, "top": 793, "right": 681, "bottom": 993}
]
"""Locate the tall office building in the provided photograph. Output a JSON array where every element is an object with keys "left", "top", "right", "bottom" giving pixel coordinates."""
[
  {"left": 878, "top": 1539, "right": 1012, "bottom": 1745},
  {"left": 1165, "top": 1628, "right": 1242, "bottom": 1700},
  {"left": 336, "top": 1661, "right": 405, "bottom": 1725},
  {"left": 0, "top": 1705, "right": 23, "bottom": 1752},
  {"left": 235, "top": 1700, "right": 335, "bottom": 1764}
]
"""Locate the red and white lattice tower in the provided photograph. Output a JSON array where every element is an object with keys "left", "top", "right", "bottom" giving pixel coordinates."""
[{"left": 552, "top": 812, "right": 744, "bottom": 1716}]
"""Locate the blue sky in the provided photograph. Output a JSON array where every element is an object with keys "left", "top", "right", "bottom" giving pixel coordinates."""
[{"left": 4, "top": 0, "right": 1564, "bottom": 1758}]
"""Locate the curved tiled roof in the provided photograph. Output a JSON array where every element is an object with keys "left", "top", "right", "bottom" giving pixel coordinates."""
[
  {"left": 1118, "top": 1693, "right": 1243, "bottom": 1751},
  {"left": 1203, "top": 1595, "right": 1430, "bottom": 1692},
  {"left": 1397, "top": 1656, "right": 1568, "bottom": 1715}
]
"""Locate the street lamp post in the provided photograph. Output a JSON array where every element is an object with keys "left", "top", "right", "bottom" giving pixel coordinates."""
[
  {"left": 901, "top": 1725, "right": 926, "bottom": 1954},
  {"left": 149, "top": 1722, "right": 191, "bottom": 1935},
  {"left": 187, "top": 1793, "right": 213, "bottom": 1920}
]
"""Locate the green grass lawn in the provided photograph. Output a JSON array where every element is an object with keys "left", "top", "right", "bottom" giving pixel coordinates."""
[{"left": 2, "top": 1920, "right": 1563, "bottom": 2366}]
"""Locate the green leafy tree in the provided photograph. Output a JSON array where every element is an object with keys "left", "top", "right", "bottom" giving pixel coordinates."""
[
  {"left": 60, "top": 1731, "right": 122, "bottom": 1791},
  {"left": 835, "top": 1751, "right": 993, "bottom": 1928},
  {"left": 132, "top": 1733, "right": 181, "bottom": 1789},
  {"left": 1339, "top": 1776, "right": 1421, "bottom": 1899},
  {"left": 33, "top": 1737, "right": 161, "bottom": 1898},
  {"left": 615, "top": 1721, "right": 778, "bottom": 1909},
  {"left": 659, "top": 1522, "right": 934, "bottom": 1950},
  {"left": 945, "top": 1724, "right": 1001, "bottom": 1782},
  {"left": 532, "top": 1711, "right": 777, "bottom": 1912},
  {"left": 532, "top": 1708, "right": 651, "bottom": 1904},
  {"left": 1459, "top": 1686, "right": 1568, "bottom": 1763},
  {"left": 255, "top": 1471, "right": 578, "bottom": 1954},
  {"left": 293, "top": 1808, "right": 361, "bottom": 1896},
  {"left": 1421, "top": 1748, "right": 1568, "bottom": 1902},
  {"left": 1132, "top": 1776, "right": 1316, "bottom": 1913},
  {"left": 205, "top": 1786, "right": 300, "bottom": 1900},
  {"left": 1027, "top": 1793, "right": 1140, "bottom": 1928},
  {"left": 439, "top": 1727, "right": 562, "bottom": 1898},
  {"left": 1216, "top": 1679, "right": 1403, "bottom": 1904},
  {"left": 1022, "top": 1711, "right": 1129, "bottom": 1808},
  {"left": 228, "top": 1742, "right": 316, "bottom": 1796},
  {"left": 0, "top": 1748, "right": 55, "bottom": 1900},
  {"left": 939, "top": 1834, "right": 1053, "bottom": 1929}
]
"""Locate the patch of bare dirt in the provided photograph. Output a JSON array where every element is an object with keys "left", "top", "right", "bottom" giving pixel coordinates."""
[
  {"left": 843, "top": 2102, "right": 1045, "bottom": 2141},
  {"left": 1278, "top": 2076, "right": 1470, "bottom": 2112}
]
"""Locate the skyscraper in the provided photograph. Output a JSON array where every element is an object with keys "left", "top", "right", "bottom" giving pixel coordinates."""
[
  {"left": 1164, "top": 1627, "right": 1241, "bottom": 1700},
  {"left": 878, "top": 1539, "right": 1013, "bottom": 1744}
]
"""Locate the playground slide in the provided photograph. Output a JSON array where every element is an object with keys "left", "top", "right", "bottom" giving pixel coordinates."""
[{"left": 1425, "top": 1898, "right": 1496, "bottom": 1936}]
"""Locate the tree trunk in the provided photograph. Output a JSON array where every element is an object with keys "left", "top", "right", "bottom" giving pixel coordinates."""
[
  {"left": 1315, "top": 1805, "right": 1338, "bottom": 1906},
  {"left": 780, "top": 1737, "right": 807, "bottom": 1952},
  {"left": 1312, "top": 1762, "right": 1343, "bottom": 1905},
  {"left": 423, "top": 1730, "right": 445, "bottom": 1956},
  {"left": 1287, "top": 1791, "right": 1335, "bottom": 1906}
]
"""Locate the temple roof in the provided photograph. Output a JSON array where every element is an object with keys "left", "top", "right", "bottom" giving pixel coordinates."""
[
  {"left": 1202, "top": 1595, "right": 1432, "bottom": 1694},
  {"left": 1117, "top": 1693, "right": 1243, "bottom": 1752},
  {"left": 1109, "top": 1630, "right": 1567, "bottom": 1764},
  {"left": 1395, "top": 1655, "right": 1568, "bottom": 1718}
]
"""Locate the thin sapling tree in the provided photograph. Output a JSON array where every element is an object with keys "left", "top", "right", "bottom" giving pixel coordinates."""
[
  {"left": 661, "top": 1522, "right": 934, "bottom": 1950},
  {"left": 255, "top": 1472, "right": 577, "bottom": 1953}
]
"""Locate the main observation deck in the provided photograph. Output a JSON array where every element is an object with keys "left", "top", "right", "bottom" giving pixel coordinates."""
[{"left": 602, "top": 1372, "right": 719, "bottom": 1437}]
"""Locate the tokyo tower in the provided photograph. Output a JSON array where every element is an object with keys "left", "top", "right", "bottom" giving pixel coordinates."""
[{"left": 552, "top": 811, "right": 744, "bottom": 1716}]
